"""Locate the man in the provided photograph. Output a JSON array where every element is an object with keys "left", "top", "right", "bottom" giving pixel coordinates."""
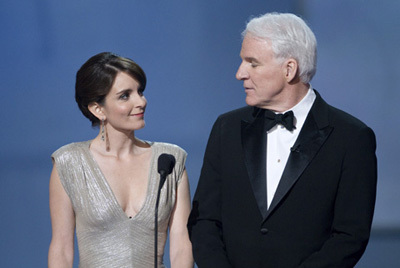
[{"left": 188, "top": 12, "right": 377, "bottom": 268}]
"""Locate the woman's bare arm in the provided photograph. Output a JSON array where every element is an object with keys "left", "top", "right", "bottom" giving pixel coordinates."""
[
  {"left": 169, "top": 169, "right": 194, "bottom": 268},
  {"left": 48, "top": 165, "right": 75, "bottom": 268}
]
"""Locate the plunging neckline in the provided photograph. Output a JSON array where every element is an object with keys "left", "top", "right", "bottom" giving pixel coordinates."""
[{"left": 85, "top": 140, "right": 155, "bottom": 220}]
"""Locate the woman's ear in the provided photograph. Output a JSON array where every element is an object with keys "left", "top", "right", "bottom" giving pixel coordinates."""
[
  {"left": 285, "top": 58, "right": 298, "bottom": 83},
  {"left": 88, "top": 102, "right": 105, "bottom": 120}
]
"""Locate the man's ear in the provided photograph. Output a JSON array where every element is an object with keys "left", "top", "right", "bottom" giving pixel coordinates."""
[
  {"left": 88, "top": 102, "right": 105, "bottom": 120},
  {"left": 284, "top": 58, "right": 298, "bottom": 83}
]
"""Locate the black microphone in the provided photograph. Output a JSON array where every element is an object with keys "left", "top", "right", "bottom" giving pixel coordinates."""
[
  {"left": 154, "top": 153, "right": 176, "bottom": 268},
  {"left": 290, "top": 145, "right": 301, "bottom": 153},
  {"left": 157, "top": 153, "right": 176, "bottom": 190}
]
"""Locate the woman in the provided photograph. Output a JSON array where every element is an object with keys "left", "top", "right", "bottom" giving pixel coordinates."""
[{"left": 48, "top": 52, "right": 193, "bottom": 268}]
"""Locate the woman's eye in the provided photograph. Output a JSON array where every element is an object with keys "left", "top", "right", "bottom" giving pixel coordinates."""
[
  {"left": 119, "top": 93, "right": 129, "bottom": 100},
  {"left": 138, "top": 90, "right": 144, "bottom": 96}
]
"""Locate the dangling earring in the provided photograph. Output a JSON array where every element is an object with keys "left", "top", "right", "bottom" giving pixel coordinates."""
[
  {"left": 101, "top": 118, "right": 110, "bottom": 152},
  {"left": 101, "top": 119, "right": 105, "bottom": 141},
  {"left": 105, "top": 124, "right": 110, "bottom": 152}
]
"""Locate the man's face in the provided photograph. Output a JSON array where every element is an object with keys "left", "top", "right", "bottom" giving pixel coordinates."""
[{"left": 236, "top": 35, "right": 287, "bottom": 111}]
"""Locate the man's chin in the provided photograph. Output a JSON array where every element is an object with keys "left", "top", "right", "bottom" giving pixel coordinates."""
[{"left": 245, "top": 98, "right": 258, "bottom": 107}]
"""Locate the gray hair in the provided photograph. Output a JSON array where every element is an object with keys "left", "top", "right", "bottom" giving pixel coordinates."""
[{"left": 242, "top": 12, "right": 317, "bottom": 83}]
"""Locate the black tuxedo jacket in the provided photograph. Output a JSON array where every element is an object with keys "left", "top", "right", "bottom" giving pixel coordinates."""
[{"left": 188, "top": 91, "right": 377, "bottom": 268}]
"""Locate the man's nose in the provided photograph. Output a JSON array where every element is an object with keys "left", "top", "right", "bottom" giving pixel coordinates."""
[{"left": 236, "top": 63, "right": 248, "bottom": 80}]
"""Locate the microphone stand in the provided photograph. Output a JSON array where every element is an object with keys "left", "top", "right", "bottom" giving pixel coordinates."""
[
  {"left": 155, "top": 153, "right": 175, "bottom": 268},
  {"left": 154, "top": 173, "right": 165, "bottom": 268}
]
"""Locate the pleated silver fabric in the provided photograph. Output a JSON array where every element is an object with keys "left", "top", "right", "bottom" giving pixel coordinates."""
[{"left": 52, "top": 140, "right": 187, "bottom": 268}]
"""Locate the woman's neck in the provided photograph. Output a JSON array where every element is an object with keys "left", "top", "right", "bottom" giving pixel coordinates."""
[{"left": 93, "top": 128, "right": 146, "bottom": 159}]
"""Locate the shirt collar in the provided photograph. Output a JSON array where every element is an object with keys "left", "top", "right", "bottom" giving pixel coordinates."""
[{"left": 284, "top": 86, "right": 316, "bottom": 129}]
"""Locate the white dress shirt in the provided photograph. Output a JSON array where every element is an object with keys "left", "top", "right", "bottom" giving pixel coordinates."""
[{"left": 266, "top": 87, "right": 316, "bottom": 208}]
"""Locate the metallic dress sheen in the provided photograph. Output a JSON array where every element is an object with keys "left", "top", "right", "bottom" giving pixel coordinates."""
[{"left": 52, "top": 140, "right": 187, "bottom": 268}]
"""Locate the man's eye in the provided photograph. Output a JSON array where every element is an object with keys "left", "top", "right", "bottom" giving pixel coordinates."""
[{"left": 251, "top": 62, "right": 258, "bottom": 67}]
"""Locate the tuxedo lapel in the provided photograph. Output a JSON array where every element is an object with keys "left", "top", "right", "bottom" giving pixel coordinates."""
[
  {"left": 265, "top": 92, "right": 333, "bottom": 220},
  {"left": 241, "top": 109, "right": 269, "bottom": 218}
]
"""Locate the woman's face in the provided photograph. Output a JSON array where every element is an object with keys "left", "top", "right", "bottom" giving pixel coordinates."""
[{"left": 101, "top": 72, "right": 147, "bottom": 133}]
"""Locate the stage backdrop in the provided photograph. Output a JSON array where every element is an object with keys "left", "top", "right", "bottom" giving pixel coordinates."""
[{"left": 1, "top": 1, "right": 399, "bottom": 267}]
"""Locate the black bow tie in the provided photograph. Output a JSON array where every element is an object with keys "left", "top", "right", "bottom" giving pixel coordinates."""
[{"left": 264, "top": 110, "right": 296, "bottom": 131}]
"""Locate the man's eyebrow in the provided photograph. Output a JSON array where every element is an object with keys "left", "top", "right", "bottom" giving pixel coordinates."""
[{"left": 244, "top": 57, "right": 260, "bottom": 63}]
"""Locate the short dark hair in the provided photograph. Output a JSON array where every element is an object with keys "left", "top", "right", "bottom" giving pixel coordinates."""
[{"left": 75, "top": 52, "right": 147, "bottom": 126}]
